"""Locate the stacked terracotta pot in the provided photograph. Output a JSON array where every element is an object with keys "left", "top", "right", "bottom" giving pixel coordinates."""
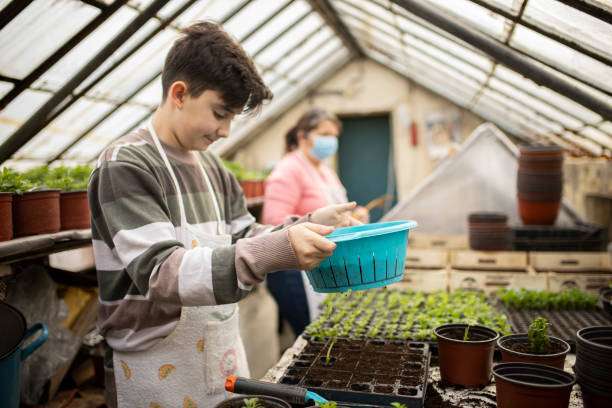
[
  {"left": 468, "top": 212, "right": 510, "bottom": 250},
  {"left": 517, "top": 145, "right": 564, "bottom": 225}
]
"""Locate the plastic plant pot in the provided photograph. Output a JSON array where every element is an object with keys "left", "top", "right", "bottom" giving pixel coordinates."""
[
  {"left": 600, "top": 289, "right": 612, "bottom": 316},
  {"left": 12, "top": 189, "right": 61, "bottom": 237},
  {"left": 497, "top": 334, "right": 570, "bottom": 369},
  {"left": 575, "top": 326, "right": 612, "bottom": 407},
  {"left": 214, "top": 395, "right": 291, "bottom": 408},
  {"left": 519, "top": 145, "right": 565, "bottom": 158},
  {"left": 304, "top": 221, "right": 418, "bottom": 293},
  {"left": 0, "top": 192, "right": 12, "bottom": 241},
  {"left": 518, "top": 199, "right": 560, "bottom": 226},
  {"left": 434, "top": 323, "right": 499, "bottom": 387},
  {"left": 60, "top": 190, "right": 90, "bottom": 230},
  {"left": 492, "top": 362, "right": 575, "bottom": 408}
]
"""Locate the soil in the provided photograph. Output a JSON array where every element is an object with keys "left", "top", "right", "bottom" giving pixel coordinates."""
[
  {"left": 442, "top": 328, "right": 493, "bottom": 342},
  {"left": 423, "top": 383, "right": 462, "bottom": 408},
  {"left": 506, "top": 340, "right": 566, "bottom": 354}
]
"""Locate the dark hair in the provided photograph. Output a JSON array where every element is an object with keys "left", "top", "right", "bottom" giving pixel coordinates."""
[
  {"left": 161, "top": 21, "right": 273, "bottom": 113},
  {"left": 285, "top": 108, "right": 342, "bottom": 153}
]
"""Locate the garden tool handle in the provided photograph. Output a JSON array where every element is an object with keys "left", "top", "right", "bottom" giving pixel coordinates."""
[{"left": 225, "top": 376, "right": 308, "bottom": 404}]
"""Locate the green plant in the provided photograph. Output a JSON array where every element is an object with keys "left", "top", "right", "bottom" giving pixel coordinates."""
[
  {"left": 242, "top": 397, "right": 262, "bottom": 408},
  {"left": 44, "top": 165, "right": 93, "bottom": 191},
  {"left": 315, "top": 401, "right": 337, "bottom": 408},
  {"left": 325, "top": 337, "right": 337, "bottom": 364},
  {"left": 390, "top": 403, "right": 406, "bottom": 408},
  {"left": 0, "top": 167, "right": 34, "bottom": 194},
  {"left": 528, "top": 317, "right": 551, "bottom": 354}
]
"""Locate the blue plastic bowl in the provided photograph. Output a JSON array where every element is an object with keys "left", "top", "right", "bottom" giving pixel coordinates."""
[{"left": 305, "top": 220, "right": 418, "bottom": 293}]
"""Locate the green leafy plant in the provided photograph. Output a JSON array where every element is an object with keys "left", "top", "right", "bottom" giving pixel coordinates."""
[
  {"left": 315, "top": 401, "right": 337, "bottom": 408},
  {"left": 325, "top": 337, "right": 337, "bottom": 364},
  {"left": 390, "top": 403, "right": 406, "bottom": 408},
  {"left": 0, "top": 167, "right": 34, "bottom": 194},
  {"left": 242, "top": 397, "right": 262, "bottom": 408},
  {"left": 463, "top": 318, "right": 478, "bottom": 341},
  {"left": 498, "top": 288, "right": 598, "bottom": 310},
  {"left": 528, "top": 317, "right": 551, "bottom": 354},
  {"left": 44, "top": 165, "right": 93, "bottom": 191}
]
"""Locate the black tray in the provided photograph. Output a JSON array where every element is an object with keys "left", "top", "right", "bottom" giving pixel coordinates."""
[
  {"left": 280, "top": 338, "right": 430, "bottom": 407},
  {"left": 503, "top": 307, "right": 612, "bottom": 351},
  {"left": 510, "top": 223, "right": 606, "bottom": 251}
]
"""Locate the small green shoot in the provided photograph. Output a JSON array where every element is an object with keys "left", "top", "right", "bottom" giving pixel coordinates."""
[
  {"left": 390, "top": 403, "right": 406, "bottom": 408},
  {"left": 242, "top": 397, "right": 262, "bottom": 408},
  {"left": 528, "top": 317, "right": 551, "bottom": 354},
  {"left": 315, "top": 401, "right": 337, "bottom": 408},
  {"left": 325, "top": 337, "right": 337, "bottom": 364}
]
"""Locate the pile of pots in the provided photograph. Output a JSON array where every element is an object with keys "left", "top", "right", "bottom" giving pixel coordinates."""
[
  {"left": 468, "top": 212, "right": 510, "bottom": 250},
  {"left": 575, "top": 326, "right": 612, "bottom": 407},
  {"left": 517, "top": 145, "right": 564, "bottom": 225}
]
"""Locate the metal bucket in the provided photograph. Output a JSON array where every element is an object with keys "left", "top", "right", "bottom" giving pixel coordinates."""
[{"left": 0, "top": 300, "right": 48, "bottom": 408}]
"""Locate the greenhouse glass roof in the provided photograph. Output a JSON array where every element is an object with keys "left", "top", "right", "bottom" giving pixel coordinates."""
[{"left": 0, "top": 0, "right": 610, "bottom": 169}]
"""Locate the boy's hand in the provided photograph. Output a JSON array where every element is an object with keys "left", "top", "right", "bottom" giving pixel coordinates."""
[
  {"left": 311, "top": 201, "right": 361, "bottom": 228},
  {"left": 288, "top": 223, "right": 337, "bottom": 270}
]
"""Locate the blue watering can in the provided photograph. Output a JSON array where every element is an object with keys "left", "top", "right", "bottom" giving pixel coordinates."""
[{"left": 0, "top": 300, "right": 48, "bottom": 408}]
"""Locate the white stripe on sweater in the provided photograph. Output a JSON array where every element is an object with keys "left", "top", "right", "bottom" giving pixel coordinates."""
[
  {"left": 177, "top": 246, "right": 216, "bottom": 306},
  {"left": 113, "top": 222, "right": 177, "bottom": 267}
]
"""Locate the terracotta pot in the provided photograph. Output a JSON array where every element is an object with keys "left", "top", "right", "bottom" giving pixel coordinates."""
[
  {"left": 0, "top": 192, "right": 13, "bottom": 241},
  {"left": 517, "top": 190, "right": 562, "bottom": 201},
  {"left": 254, "top": 180, "right": 265, "bottom": 197},
  {"left": 434, "top": 324, "right": 499, "bottom": 387},
  {"left": 492, "top": 362, "right": 575, "bottom": 408},
  {"left": 214, "top": 395, "right": 291, "bottom": 408},
  {"left": 497, "top": 334, "right": 570, "bottom": 369},
  {"left": 519, "top": 145, "right": 564, "bottom": 158},
  {"left": 60, "top": 190, "right": 90, "bottom": 230},
  {"left": 12, "top": 190, "right": 61, "bottom": 237},
  {"left": 518, "top": 199, "right": 560, "bottom": 225}
]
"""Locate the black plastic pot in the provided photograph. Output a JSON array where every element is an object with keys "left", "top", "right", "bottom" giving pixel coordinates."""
[
  {"left": 492, "top": 362, "right": 575, "bottom": 408},
  {"left": 600, "top": 288, "right": 612, "bottom": 316},
  {"left": 214, "top": 395, "right": 291, "bottom": 408},
  {"left": 575, "top": 326, "right": 612, "bottom": 407},
  {"left": 497, "top": 334, "right": 570, "bottom": 369},
  {"left": 434, "top": 324, "right": 499, "bottom": 387}
]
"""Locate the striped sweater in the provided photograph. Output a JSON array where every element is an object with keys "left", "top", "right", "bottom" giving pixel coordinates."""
[{"left": 89, "top": 129, "right": 301, "bottom": 352}]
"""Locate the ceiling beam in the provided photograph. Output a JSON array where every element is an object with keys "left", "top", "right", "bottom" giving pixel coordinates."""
[
  {"left": 307, "top": 0, "right": 365, "bottom": 58},
  {"left": 554, "top": 0, "right": 612, "bottom": 25},
  {"left": 390, "top": 0, "right": 612, "bottom": 121}
]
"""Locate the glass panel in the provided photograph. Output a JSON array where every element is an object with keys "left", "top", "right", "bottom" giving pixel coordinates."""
[
  {"left": 0, "top": 90, "right": 51, "bottom": 145},
  {"left": 85, "top": 28, "right": 176, "bottom": 103},
  {"left": 487, "top": 77, "right": 583, "bottom": 129},
  {"left": 171, "top": 0, "right": 243, "bottom": 27},
  {"left": 493, "top": 65, "right": 602, "bottom": 124},
  {"left": 345, "top": 19, "right": 403, "bottom": 52},
  {"left": 242, "top": 1, "right": 310, "bottom": 56},
  {"left": 31, "top": 6, "right": 139, "bottom": 91},
  {"left": 0, "top": 0, "right": 99, "bottom": 80},
  {"left": 579, "top": 127, "right": 612, "bottom": 150},
  {"left": 223, "top": 0, "right": 287, "bottom": 41},
  {"left": 285, "top": 38, "right": 343, "bottom": 81},
  {"left": 478, "top": 0, "right": 524, "bottom": 14},
  {"left": 299, "top": 48, "right": 350, "bottom": 88},
  {"left": 560, "top": 131, "right": 603, "bottom": 156},
  {"left": 254, "top": 15, "right": 324, "bottom": 68},
  {"left": 599, "top": 122, "right": 612, "bottom": 136},
  {"left": 523, "top": 0, "right": 611, "bottom": 61},
  {"left": 14, "top": 98, "right": 116, "bottom": 160},
  {"left": 131, "top": 75, "right": 163, "bottom": 107},
  {"left": 510, "top": 25, "right": 612, "bottom": 94},
  {"left": 0, "top": 82, "right": 12, "bottom": 99},
  {"left": 63, "top": 104, "right": 151, "bottom": 159},
  {"left": 274, "top": 28, "right": 334, "bottom": 74},
  {"left": 425, "top": 0, "right": 510, "bottom": 40}
]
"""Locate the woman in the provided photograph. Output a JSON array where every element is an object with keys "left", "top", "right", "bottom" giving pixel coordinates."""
[{"left": 262, "top": 108, "right": 368, "bottom": 337}]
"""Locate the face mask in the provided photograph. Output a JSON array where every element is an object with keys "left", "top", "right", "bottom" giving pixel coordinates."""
[{"left": 309, "top": 135, "right": 338, "bottom": 160}]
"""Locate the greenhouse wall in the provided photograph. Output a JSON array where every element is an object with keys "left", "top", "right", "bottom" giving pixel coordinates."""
[{"left": 232, "top": 59, "right": 483, "bottom": 201}]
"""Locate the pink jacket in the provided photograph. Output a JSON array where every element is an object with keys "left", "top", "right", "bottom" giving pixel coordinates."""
[{"left": 262, "top": 152, "right": 345, "bottom": 225}]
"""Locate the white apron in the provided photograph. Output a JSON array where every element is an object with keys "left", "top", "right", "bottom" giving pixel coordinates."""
[
  {"left": 113, "top": 124, "right": 249, "bottom": 408},
  {"left": 295, "top": 152, "right": 347, "bottom": 320}
]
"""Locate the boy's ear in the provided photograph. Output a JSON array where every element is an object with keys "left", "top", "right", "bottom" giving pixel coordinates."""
[{"left": 169, "top": 81, "right": 188, "bottom": 109}]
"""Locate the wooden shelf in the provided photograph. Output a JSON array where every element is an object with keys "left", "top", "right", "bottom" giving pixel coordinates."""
[{"left": 0, "top": 229, "right": 92, "bottom": 265}]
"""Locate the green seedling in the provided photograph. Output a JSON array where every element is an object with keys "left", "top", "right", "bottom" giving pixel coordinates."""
[
  {"left": 463, "top": 319, "right": 478, "bottom": 341},
  {"left": 325, "top": 338, "right": 337, "bottom": 364},
  {"left": 390, "top": 403, "right": 406, "bottom": 408},
  {"left": 315, "top": 401, "right": 337, "bottom": 408},
  {"left": 528, "top": 317, "right": 551, "bottom": 354},
  {"left": 242, "top": 397, "right": 262, "bottom": 408}
]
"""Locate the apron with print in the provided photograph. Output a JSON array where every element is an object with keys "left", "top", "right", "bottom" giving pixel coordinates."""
[
  {"left": 113, "top": 124, "right": 249, "bottom": 408},
  {"left": 295, "top": 152, "right": 348, "bottom": 320}
]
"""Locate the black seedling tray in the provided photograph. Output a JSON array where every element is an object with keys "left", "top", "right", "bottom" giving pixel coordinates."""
[
  {"left": 504, "top": 307, "right": 612, "bottom": 351},
  {"left": 280, "top": 338, "right": 430, "bottom": 407}
]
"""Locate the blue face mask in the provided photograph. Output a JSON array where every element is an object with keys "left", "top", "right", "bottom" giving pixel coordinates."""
[{"left": 310, "top": 135, "right": 338, "bottom": 160}]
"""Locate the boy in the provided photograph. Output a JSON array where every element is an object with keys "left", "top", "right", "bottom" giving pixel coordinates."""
[{"left": 89, "top": 21, "right": 357, "bottom": 407}]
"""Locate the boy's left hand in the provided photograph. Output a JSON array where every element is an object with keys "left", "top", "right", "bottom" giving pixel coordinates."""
[{"left": 310, "top": 201, "right": 363, "bottom": 228}]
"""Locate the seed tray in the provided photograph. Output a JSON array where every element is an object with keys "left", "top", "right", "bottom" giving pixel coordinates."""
[
  {"left": 279, "top": 338, "right": 430, "bottom": 407},
  {"left": 504, "top": 307, "right": 612, "bottom": 351}
]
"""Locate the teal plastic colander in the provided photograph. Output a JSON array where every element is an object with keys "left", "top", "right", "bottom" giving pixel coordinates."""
[{"left": 304, "top": 220, "right": 418, "bottom": 293}]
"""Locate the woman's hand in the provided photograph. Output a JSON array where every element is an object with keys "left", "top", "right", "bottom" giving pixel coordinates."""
[
  {"left": 352, "top": 206, "right": 370, "bottom": 224},
  {"left": 310, "top": 201, "right": 362, "bottom": 228}
]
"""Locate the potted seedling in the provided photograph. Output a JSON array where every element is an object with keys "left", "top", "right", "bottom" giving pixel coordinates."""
[
  {"left": 497, "top": 317, "right": 570, "bottom": 369},
  {"left": 434, "top": 319, "right": 499, "bottom": 387},
  {"left": 0, "top": 168, "right": 33, "bottom": 240},
  {"left": 214, "top": 396, "right": 291, "bottom": 408},
  {"left": 4, "top": 167, "right": 61, "bottom": 237},
  {"left": 44, "top": 165, "right": 92, "bottom": 230}
]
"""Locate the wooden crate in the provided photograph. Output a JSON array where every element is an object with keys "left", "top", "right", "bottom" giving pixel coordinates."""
[
  {"left": 408, "top": 233, "right": 468, "bottom": 249},
  {"left": 529, "top": 252, "right": 612, "bottom": 272},
  {"left": 450, "top": 250, "right": 528, "bottom": 271},
  {"left": 392, "top": 268, "right": 449, "bottom": 292},
  {"left": 548, "top": 272, "right": 612, "bottom": 293},
  {"left": 449, "top": 269, "right": 547, "bottom": 295},
  {"left": 404, "top": 248, "right": 448, "bottom": 269}
]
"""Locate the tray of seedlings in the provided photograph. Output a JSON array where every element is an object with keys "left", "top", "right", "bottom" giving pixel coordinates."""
[
  {"left": 496, "top": 288, "right": 612, "bottom": 350},
  {"left": 303, "top": 289, "right": 512, "bottom": 349},
  {"left": 280, "top": 337, "right": 430, "bottom": 407}
]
